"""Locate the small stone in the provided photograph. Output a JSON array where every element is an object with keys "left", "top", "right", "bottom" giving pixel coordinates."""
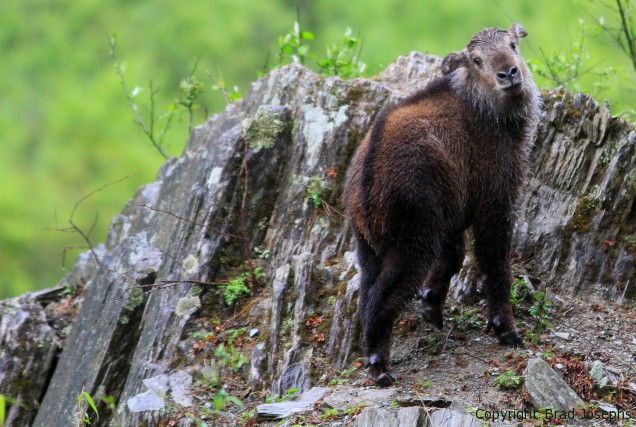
[
  {"left": 249, "top": 328, "right": 259, "bottom": 338},
  {"left": 127, "top": 390, "right": 165, "bottom": 413},
  {"left": 553, "top": 332, "right": 570, "bottom": 340},
  {"left": 598, "top": 403, "right": 619, "bottom": 414},
  {"left": 169, "top": 370, "right": 193, "bottom": 407},
  {"left": 588, "top": 360, "right": 612, "bottom": 389},
  {"left": 249, "top": 298, "right": 272, "bottom": 318}
]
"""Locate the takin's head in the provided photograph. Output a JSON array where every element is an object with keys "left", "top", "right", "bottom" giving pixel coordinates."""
[{"left": 441, "top": 23, "right": 540, "bottom": 120}]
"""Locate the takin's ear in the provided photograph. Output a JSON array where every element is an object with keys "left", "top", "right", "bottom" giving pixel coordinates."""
[
  {"left": 509, "top": 23, "right": 528, "bottom": 39},
  {"left": 441, "top": 51, "right": 467, "bottom": 75}
]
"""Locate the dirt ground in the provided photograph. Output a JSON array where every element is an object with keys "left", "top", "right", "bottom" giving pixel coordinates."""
[
  {"left": 246, "top": 287, "right": 635, "bottom": 426},
  {"left": 177, "top": 283, "right": 635, "bottom": 427}
]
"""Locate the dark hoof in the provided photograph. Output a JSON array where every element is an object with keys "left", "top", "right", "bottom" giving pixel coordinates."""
[
  {"left": 417, "top": 290, "right": 443, "bottom": 330},
  {"left": 376, "top": 371, "right": 396, "bottom": 387},
  {"left": 497, "top": 329, "right": 523, "bottom": 347},
  {"left": 486, "top": 317, "right": 523, "bottom": 347},
  {"left": 367, "top": 355, "right": 397, "bottom": 387}
]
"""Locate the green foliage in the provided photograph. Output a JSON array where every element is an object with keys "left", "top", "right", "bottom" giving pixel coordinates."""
[
  {"left": 198, "top": 343, "right": 248, "bottom": 413},
  {"left": 278, "top": 21, "right": 315, "bottom": 66},
  {"left": 317, "top": 28, "right": 366, "bottom": 78},
  {"left": 320, "top": 407, "right": 341, "bottom": 420},
  {"left": 0, "top": 395, "right": 5, "bottom": 427},
  {"left": 528, "top": 20, "right": 617, "bottom": 92},
  {"left": 511, "top": 277, "right": 530, "bottom": 314},
  {"left": 76, "top": 390, "right": 99, "bottom": 426},
  {"left": 525, "top": 290, "right": 554, "bottom": 344},
  {"left": 328, "top": 366, "right": 358, "bottom": 386},
  {"left": 210, "top": 75, "right": 243, "bottom": 103},
  {"left": 585, "top": 185, "right": 604, "bottom": 210},
  {"left": 227, "top": 327, "right": 247, "bottom": 345},
  {"left": 110, "top": 35, "right": 206, "bottom": 158},
  {"left": 99, "top": 395, "right": 117, "bottom": 414},
  {"left": 221, "top": 267, "right": 264, "bottom": 306},
  {"left": 275, "top": 22, "right": 366, "bottom": 78},
  {"left": 266, "top": 387, "right": 301, "bottom": 403},
  {"left": 305, "top": 176, "right": 330, "bottom": 209},
  {"left": 320, "top": 403, "right": 368, "bottom": 420},
  {"left": 177, "top": 70, "right": 205, "bottom": 134},
  {"left": 495, "top": 370, "right": 524, "bottom": 390},
  {"left": 449, "top": 307, "right": 482, "bottom": 331}
]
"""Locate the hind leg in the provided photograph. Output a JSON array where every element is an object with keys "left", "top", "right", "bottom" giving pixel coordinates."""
[
  {"left": 363, "top": 247, "right": 432, "bottom": 386},
  {"left": 418, "top": 232, "right": 465, "bottom": 329},
  {"left": 473, "top": 213, "right": 523, "bottom": 346},
  {"left": 353, "top": 232, "right": 381, "bottom": 338}
]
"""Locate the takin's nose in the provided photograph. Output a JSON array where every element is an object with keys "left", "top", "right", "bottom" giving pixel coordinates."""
[{"left": 496, "top": 66, "right": 518, "bottom": 83}]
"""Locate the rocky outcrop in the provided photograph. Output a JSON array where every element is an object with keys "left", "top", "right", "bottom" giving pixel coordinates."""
[{"left": 0, "top": 52, "right": 634, "bottom": 426}]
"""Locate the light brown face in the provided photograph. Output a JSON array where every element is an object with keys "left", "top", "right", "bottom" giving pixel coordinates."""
[{"left": 442, "top": 23, "right": 530, "bottom": 96}]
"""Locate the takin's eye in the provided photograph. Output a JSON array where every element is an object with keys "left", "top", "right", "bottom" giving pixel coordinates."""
[{"left": 473, "top": 57, "right": 482, "bottom": 66}]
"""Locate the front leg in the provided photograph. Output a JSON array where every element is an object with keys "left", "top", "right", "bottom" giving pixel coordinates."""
[{"left": 473, "top": 213, "right": 523, "bottom": 346}]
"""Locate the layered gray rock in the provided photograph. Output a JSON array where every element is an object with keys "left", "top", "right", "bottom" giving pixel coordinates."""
[
  {"left": 524, "top": 357, "right": 584, "bottom": 412},
  {"left": 255, "top": 386, "right": 329, "bottom": 421},
  {"left": 0, "top": 51, "right": 633, "bottom": 425},
  {"left": 354, "top": 406, "right": 426, "bottom": 427}
]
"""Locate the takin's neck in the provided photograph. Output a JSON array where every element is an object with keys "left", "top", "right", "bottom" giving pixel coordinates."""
[{"left": 449, "top": 70, "right": 541, "bottom": 137}]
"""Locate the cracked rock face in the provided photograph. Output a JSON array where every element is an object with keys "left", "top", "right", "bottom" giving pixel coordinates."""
[{"left": 0, "top": 51, "right": 634, "bottom": 426}]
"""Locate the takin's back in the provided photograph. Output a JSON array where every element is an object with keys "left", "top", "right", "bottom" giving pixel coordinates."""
[{"left": 345, "top": 75, "right": 509, "bottom": 246}]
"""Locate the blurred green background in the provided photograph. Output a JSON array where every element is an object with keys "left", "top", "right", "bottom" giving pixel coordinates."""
[{"left": 1, "top": 0, "right": 634, "bottom": 299}]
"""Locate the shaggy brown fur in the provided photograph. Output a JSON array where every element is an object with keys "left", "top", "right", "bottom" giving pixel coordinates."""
[{"left": 343, "top": 24, "right": 541, "bottom": 386}]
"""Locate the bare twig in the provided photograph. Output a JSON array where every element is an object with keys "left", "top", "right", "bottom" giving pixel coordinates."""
[
  {"left": 439, "top": 324, "right": 455, "bottom": 355},
  {"left": 138, "top": 204, "right": 244, "bottom": 240},
  {"left": 109, "top": 35, "right": 170, "bottom": 159},
  {"left": 47, "top": 175, "right": 135, "bottom": 268},
  {"left": 616, "top": 0, "right": 636, "bottom": 72},
  {"left": 452, "top": 348, "right": 491, "bottom": 364}
]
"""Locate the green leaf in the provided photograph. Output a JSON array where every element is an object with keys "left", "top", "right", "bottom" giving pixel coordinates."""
[
  {"left": 0, "top": 395, "right": 5, "bottom": 427},
  {"left": 300, "top": 31, "right": 314, "bottom": 41},
  {"left": 82, "top": 391, "right": 99, "bottom": 421}
]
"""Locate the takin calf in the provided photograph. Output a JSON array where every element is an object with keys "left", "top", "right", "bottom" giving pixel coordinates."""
[{"left": 343, "top": 24, "right": 541, "bottom": 386}]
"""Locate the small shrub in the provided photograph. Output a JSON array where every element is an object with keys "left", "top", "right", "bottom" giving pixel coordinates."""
[
  {"left": 305, "top": 176, "right": 330, "bottom": 208},
  {"left": 266, "top": 388, "right": 301, "bottom": 403},
  {"left": 317, "top": 28, "right": 366, "bottom": 78},
  {"left": 198, "top": 343, "right": 248, "bottom": 414},
  {"left": 221, "top": 267, "right": 265, "bottom": 306},
  {"left": 511, "top": 277, "right": 531, "bottom": 314},
  {"left": 449, "top": 308, "right": 482, "bottom": 331},
  {"left": 526, "top": 290, "right": 553, "bottom": 344},
  {"left": 277, "top": 21, "right": 314, "bottom": 66},
  {"left": 274, "top": 22, "right": 366, "bottom": 78},
  {"left": 496, "top": 370, "right": 524, "bottom": 390}
]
